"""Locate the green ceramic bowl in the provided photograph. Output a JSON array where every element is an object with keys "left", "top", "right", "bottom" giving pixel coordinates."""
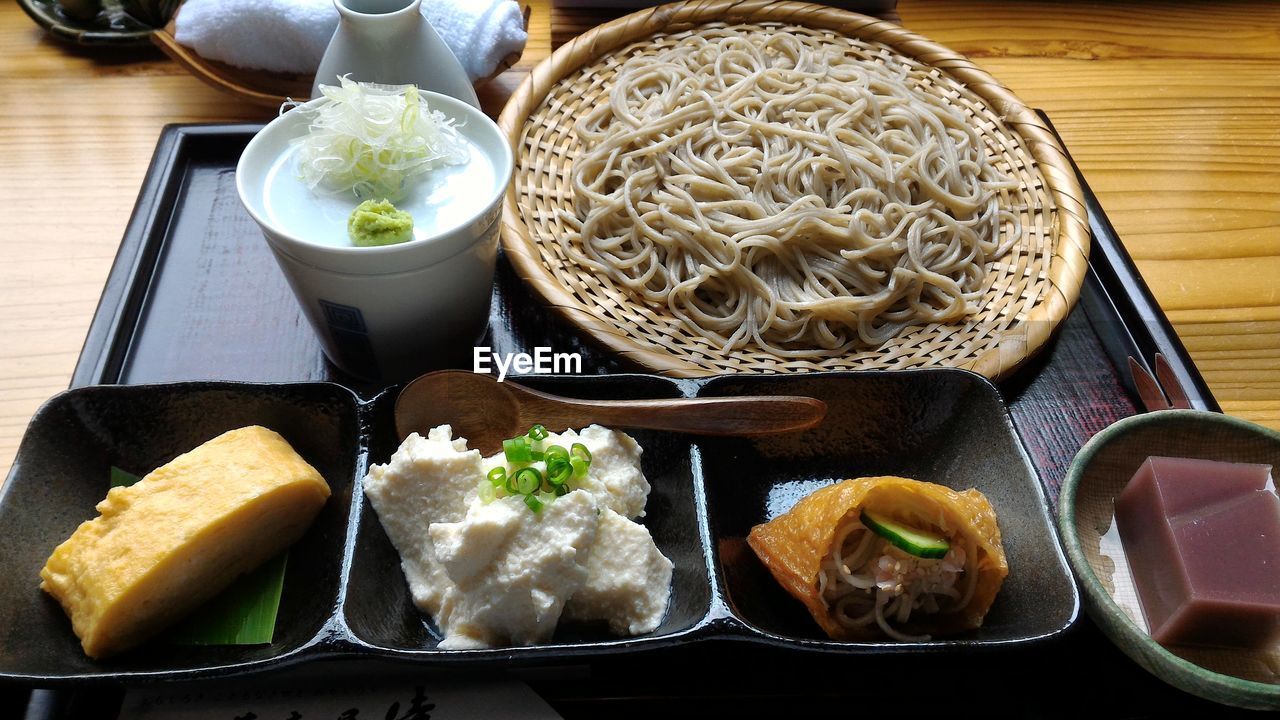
[{"left": 1059, "top": 409, "right": 1280, "bottom": 710}]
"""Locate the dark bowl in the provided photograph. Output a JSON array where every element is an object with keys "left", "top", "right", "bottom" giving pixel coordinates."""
[
  {"left": 0, "top": 382, "right": 361, "bottom": 682},
  {"left": 1059, "top": 409, "right": 1280, "bottom": 710},
  {"left": 341, "top": 374, "right": 714, "bottom": 658},
  {"left": 697, "top": 371, "right": 1079, "bottom": 651},
  {"left": 18, "top": 0, "right": 157, "bottom": 46}
]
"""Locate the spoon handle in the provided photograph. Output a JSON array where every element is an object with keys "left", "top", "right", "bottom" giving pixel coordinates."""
[{"left": 525, "top": 395, "right": 827, "bottom": 436}]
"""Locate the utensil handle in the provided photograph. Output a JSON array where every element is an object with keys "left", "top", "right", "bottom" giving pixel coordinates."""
[{"left": 529, "top": 395, "right": 827, "bottom": 436}]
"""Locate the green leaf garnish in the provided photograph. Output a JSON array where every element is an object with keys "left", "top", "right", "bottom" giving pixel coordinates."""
[
  {"left": 165, "top": 553, "right": 288, "bottom": 645},
  {"left": 109, "top": 466, "right": 141, "bottom": 488}
]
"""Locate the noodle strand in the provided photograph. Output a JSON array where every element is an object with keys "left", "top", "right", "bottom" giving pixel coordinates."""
[{"left": 562, "top": 26, "right": 1019, "bottom": 355}]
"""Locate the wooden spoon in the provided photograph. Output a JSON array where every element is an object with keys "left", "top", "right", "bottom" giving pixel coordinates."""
[{"left": 394, "top": 371, "right": 826, "bottom": 454}]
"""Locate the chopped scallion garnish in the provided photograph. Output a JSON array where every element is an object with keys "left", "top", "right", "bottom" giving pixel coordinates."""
[
  {"left": 488, "top": 466, "right": 507, "bottom": 487},
  {"left": 546, "top": 460, "right": 572, "bottom": 488},
  {"left": 512, "top": 467, "right": 542, "bottom": 495},
  {"left": 569, "top": 443, "right": 592, "bottom": 478},
  {"left": 491, "top": 428, "right": 596, "bottom": 514},
  {"left": 503, "top": 436, "right": 533, "bottom": 463}
]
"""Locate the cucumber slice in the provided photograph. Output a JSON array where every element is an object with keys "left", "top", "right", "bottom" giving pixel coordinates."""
[{"left": 860, "top": 510, "right": 950, "bottom": 559}]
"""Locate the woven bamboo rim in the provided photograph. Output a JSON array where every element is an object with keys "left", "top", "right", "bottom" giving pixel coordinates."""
[{"left": 497, "top": 0, "right": 1090, "bottom": 379}]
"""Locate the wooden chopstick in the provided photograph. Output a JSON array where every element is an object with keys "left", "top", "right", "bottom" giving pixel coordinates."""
[
  {"left": 1153, "top": 353, "right": 1193, "bottom": 410},
  {"left": 1128, "top": 356, "right": 1171, "bottom": 413}
]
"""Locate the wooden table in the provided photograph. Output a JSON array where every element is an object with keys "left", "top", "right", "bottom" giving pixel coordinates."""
[{"left": 2, "top": 0, "right": 1278, "bottom": 482}]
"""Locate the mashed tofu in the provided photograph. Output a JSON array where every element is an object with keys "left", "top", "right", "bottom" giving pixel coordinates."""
[
  {"left": 362, "top": 423, "right": 672, "bottom": 648},
  {"left": 558, "top": 425, "right": 650, "bottom": 519},
  {"left": 565, "top": 508, "right": 673, "bottom": 635},
  {"left": 431, "top": 491, "right": 598, "bottom": 648},
  {"left": 361, "top": 426, "right": 482, "bottom": 615}
]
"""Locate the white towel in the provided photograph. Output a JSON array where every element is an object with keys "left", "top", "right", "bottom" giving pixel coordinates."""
[{"left": 174, "top": 0, "right": 527, "bottom": 82}]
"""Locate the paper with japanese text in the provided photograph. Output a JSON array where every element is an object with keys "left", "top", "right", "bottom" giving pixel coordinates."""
[{"left": 119, "top": 670, "right": 562, "bottom": 720}]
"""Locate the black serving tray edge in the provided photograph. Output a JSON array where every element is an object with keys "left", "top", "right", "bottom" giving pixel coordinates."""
[{"left": 7, "top": 112, "right": 1233, "bottom": 719}]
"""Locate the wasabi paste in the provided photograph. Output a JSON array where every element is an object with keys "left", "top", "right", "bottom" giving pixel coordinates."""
[{"left": 347, "top": 199, "right": 414, "bottom": 247}]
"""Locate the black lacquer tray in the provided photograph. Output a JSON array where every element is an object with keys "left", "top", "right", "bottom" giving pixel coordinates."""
[{"left": 5, "top": 115, "right": 1255, "bottom": 718}]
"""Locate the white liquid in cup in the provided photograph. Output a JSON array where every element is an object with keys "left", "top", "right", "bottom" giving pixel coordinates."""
[{"left": 263, "top": 135, "right": 497, "bottom": 247}]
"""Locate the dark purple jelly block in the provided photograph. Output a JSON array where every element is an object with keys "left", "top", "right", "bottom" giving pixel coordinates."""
[
  {"left": 1148, "top": 456, "right": 1269, "bottom": 516},
  {"left": 1115, "top": 456, "right": 1278, "bottom": 649},
  {"left": 1115, "top": 464, "right": 1193, "bottom": 638},
  {"left": 1161, "top": 492, "right": 1280, "bottom": 647}
]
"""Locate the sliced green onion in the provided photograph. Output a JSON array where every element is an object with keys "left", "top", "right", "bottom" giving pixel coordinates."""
[
  {"left": 478, "top": 483, "right": 496, "bottom": 504},
  {"left": 554, "top": 483, "right": 571, "bottom": 497},
  {"left": 536, "top": 490, "right": 556, "bottom": 507},
  {"left": 503, "top": 436, "right": 533, "bottom": 463},
  {"left": 527, "top": 424, "right": 549, "bottom": 442},
  {"left": 569, "top": 443, "right": 592, "bottom": 478},
  {"left": 487, "top": 466, "right": 507, "bottom": 487},
  {"left": 545, "top": 460, "right": 572, "bottom": 488},
  {"left": 530, "top": 450, "right": 544, "bottom": 461},
  {"left": 295, "top": 77, "right": 468, "bottom": 201},
  {"left": 524, "top": 493, "right": 544, "bottom": 512},
  {"left": 512, "top": 467, "right": 542, "bottom": 495},
  {"left": 544, "top": 445, "right": 569, "bottom": 464}
]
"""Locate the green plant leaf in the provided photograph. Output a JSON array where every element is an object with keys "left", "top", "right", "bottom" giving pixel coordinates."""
[
  {"left": 109, "top": 466, "right": 141, "bottom": 488},
  {"left": 164, "top": 552, "right": 287, "bottom": 645}
]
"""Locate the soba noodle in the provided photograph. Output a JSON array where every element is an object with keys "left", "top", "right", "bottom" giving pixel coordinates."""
[{"left": 561, "top": 26, "right": 1020, "bottom": 355}]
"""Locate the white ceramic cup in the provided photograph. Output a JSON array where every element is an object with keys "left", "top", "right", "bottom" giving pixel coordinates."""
[{"left": 236, "top": 91, "right": 513, "bottom": 382}]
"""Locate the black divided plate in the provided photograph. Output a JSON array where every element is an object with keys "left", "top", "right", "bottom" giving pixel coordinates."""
[
  {"left": 0, "top": 370, "right": 1075, "bottom": 682},
  {"left": 0, "top": 383, "right": 359, "bottom": 682}
]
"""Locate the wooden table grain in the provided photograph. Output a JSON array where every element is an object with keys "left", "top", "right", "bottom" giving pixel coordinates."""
[{"left": 1, "top": 0, "right": 1277, "bottom": 482}]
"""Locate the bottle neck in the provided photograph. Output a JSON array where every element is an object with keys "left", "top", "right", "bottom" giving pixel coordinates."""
[
  {"left": 338, "top": 0, "right": 418, "bottom": 14},
  {"left": 335, "top": 0, "right": 422, "bottom": 44}
]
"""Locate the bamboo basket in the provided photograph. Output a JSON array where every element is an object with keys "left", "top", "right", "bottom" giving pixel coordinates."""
[{"left": 497, "top": 0, "right": 1089, "bottom": 379}]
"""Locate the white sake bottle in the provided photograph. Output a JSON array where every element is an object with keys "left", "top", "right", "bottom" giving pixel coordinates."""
[{"left": 311, "top": 0, "right": 480, "bottom": 108}]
